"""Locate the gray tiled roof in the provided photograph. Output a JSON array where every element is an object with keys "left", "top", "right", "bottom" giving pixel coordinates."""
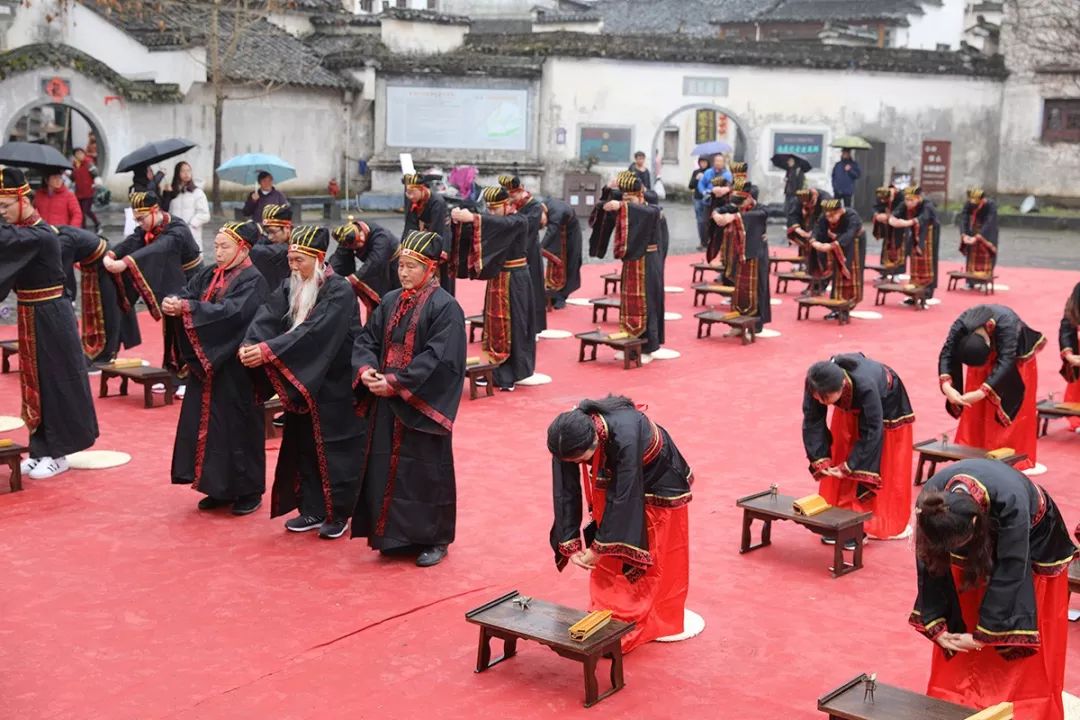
[
  {"left": 587, "top": 0, "right": 731, "bottom": 36},
  {"left": 712, "top": 0, "right": 927, "bottom": 25},
  {"left": 379, "top": 7, "right": 471, "bottom": 25}
]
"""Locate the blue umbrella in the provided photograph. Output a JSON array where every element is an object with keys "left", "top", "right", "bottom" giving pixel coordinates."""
[
  {"left": 690, "top": 140, "right": 733, "bottom": 156},
  {"left": 216, "top": 153, "right": 296, "bottom": 185}
]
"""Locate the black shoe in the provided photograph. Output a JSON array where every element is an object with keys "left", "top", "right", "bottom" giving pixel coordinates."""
[
  {"left": 379, "top": 544, "right": 422, "bottom": 557},
  {"left": 231, "top": 494, "right": 262, "bottom": 516},
  {"left": 552, "top": 300, "right": 567, "bottom": 310},
  {"left": 416, "top": 545, "right": 448, "bottom": 567},
  {"left": 198, "top": 496, "right": 232, "bottom": 511},
  {"left": 284, "top": 514, "right": 325, "bottom": 532},
  {"left": 474, "top": 377, "right": 489, "bottom": 387},
  {"left": 272, "top": 413, "right": 285, "bottom": 428},
  {"left": 499, "top": 384, "right": 516, "bottom": 392},
  {"left": 843, "top": 535, "right": 868, "bottom": 551},
  {"left": 903, "top": 298, "right": 917, "bottom": 306},
  {"left": 820, "top": 536, "right": 837, "bottom": 546},
  {"left": 319, "top": 518, "right": 348, "bottom": 539},
  {"left": 823, "top": 311, "right": 840, "bottom": 320}
]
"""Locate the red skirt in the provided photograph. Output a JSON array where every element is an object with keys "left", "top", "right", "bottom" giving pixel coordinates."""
[
  {"left": 1065, "top": 377, "right": 1080, "bottom": 430},
  {"left": 819, "top": 408, "right": 913, "bottom": 539},
  {"left": 927, "top": 567, "right": 1069, "bottom": 720},
  {"left": 954, "top": 355, "right": 1038, "bottom": 471},
  {"left": 589, "top": 492, "right": 689, "bottom": 653}
]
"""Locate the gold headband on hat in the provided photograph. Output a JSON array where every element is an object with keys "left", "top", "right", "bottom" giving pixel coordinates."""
[
  {"left": 821, "top": 198, "right": 843, "bottom": 211},
  {"left": 904, "top": 185, "right": 923, "bottom": 198},
  {"left": 497, "top": 175, "right": 521, "bottom": 190},
  {"left": 967, "top": 187, "right": 985, "bottom": 201},
  {"left": 397, "top": 229, "right": 441, "bottom": 267},
  {"left": 402, "top": 173, "right": 425, "bottom": 188},
  {"left": 731, "top": 177, "right": 752, "bottom": 195},
  {"left": 261, "top": 203, "right": 293, "bottom": 228},
  {"left": 730, "top": 162, "right": 748, "bottom": 174},
  {"left": 796, "top": 188, "right": 812, "bottom": 199},
  {"left": 481, "top": 185, "right": 510, "bottom": 208},
  {"left": 875, "top": 186, "right": 891, "bottom": 198},
  {"left": 615, "top": 171, "right": 643, "bottom": 194},
  {"left": 0, "top": 168, "right": 31, "bottom": 198},
  {"left": 289, "top": 225, "right": 328, "bottom": 260},
  {"left": 710, "top": 176, "right": 729, "bottom": 187}
]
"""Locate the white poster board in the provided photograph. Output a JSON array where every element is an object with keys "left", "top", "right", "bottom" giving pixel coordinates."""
[{"left": 386, "top": 85, "right": 529, "bottom": 151}]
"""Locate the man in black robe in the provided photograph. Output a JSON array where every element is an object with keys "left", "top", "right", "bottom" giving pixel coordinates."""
[
  {"left": 811, "top": 199, "right": 865, "bottom": 318},
  {"left": 871, "top": 185, "right": 905, "bottom": 275},
  {"left": 0, "top": 168, "right": 98, "bottom": 479},
  {"left": 164, "top": 221, "right": 269, "bottom": 514},
  {"left": 450, "top": 186, "right": 536, "bottom": 391},
  {"left": 787, "top": 187, "right": 832, "bottom": 295},
  {"left": 330, "top": 218, "right": 401, "bottom": 321},
  {"left": 890, "top": 185, "right": 940, "bottom": 302},
  {"left": 541, "top": 198, "right": 583, "bottom": 309},
  {"left": 500, "top": 175, "right": 548, "bottom": 333},
  {"left": 709, "top": 178, "right": 771, "bottom": 335},
  {"left": 403, "top": 173, "right": 454, "bottom": 296},
  {"left": 351, "top": 230, "right": 466, "bottom": 567},
  {"left": 959, "top": 187, "right": 999, "bottom": 280},
  {"left": 250, "top": 202, "right": 292, "bottom": 291},
  {"left": 240, "top": 226, "right": 364, "bottom": 539}
]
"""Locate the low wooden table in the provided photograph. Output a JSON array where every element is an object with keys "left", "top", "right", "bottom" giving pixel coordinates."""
[
  {"left": 736, "top": 489, "right": 872, "bottom": 578},
  {"left": 0, "top": 442, "right": 28, "bottom": 493},
  {"left": 465, "top": 591, "right": 634, "bottom": 708},
  {"left": 874, "top": 282, "right": 929, "bottom": 309},
  {"left": 912, "top": 438, "right": 1027, "bottom": 485},
  {"left": 576, "top": 331, "right": 646, "bottom": 369},
  {"left": 1036, "top": 400, "right": 1080, "bottom": 437},
  {"left": 775, "top": 270, "right": 811, "bottom": 294},
  {"left": 590, "top": 297, "right": 621, "bottom": 323},
  {"left": 818, "top": 674, "right": 974, "bottom": 720},
  {"left": 690, "top": 261, "right": 724, "bottom": 284},
  {"left": 692, "top": 283, "right": 734, "bottom": 307},
  {"left": 947, "top": 270, "right": 997, "bottom": 295},
  {"left": 263, "top": 396, "right": 282, "bottom": 440},
  {"left": 797, "top": 296, "right": 853, "bottom": 325},
  {"left": 768, "top": 255, "right": 805, "bottom": 273},
  {"left": 601, "top": 272, "right": 621, "bottom": 295},
  {"left": 0, "top": 339, "right": 17, "bottom": 374},
  {"left": 466, "top": 314, "right": 484, "bottom": 344},
  {"left": 99, "top": 364, "right": 174, "bottom": 408},
  {"left": 466, "top": 362, "right": 498, "bottom": 400},
  {"left": 694, "top": 310, "right": 759, "bottom": 344},
  {"left": 865, "top": 263, "right": 904, "bottom": 283}
]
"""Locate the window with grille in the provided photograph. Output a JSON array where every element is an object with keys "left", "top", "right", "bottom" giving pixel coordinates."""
[
  {"left": 1043, "top": 99, "right": 1080, "bottom": 143},
  {"left": 662, "top": 128, "right": 679, "bottom": 164}
]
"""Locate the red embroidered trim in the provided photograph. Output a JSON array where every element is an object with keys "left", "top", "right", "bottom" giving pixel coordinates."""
[
  {"left": 591, "top": 539, "right": 654, "bottom": 569},
  {"left": 908, "top": 612, "right": 947, "bottom": 641},
  {"left": 972, "top": 628, "right": 1041, "bottom": 648},
  {"left": 619, "top": 257, "right": 647, "bottom": 337},
  {"left": 613, "top": 203, "right": 629, "bottom": 260},
  {"left": 644, "top": 492, "right": 692, "bottom": 508},
  {"left": 348, "top": 275, "right": 381, "bottom": 317},
  {"left": 374, "top": 417, "right": 405, "bottom": 536},
  {"left": 16, "top": 304, "right": 42, "bottom": 433},
  {"left": 121, "top": 255, "right": 162, "bottom": 320},
  {"left": 558, "top": 538, "right": 583, "bottom": 557},
  {"left": 946, "top": 473, "right": 990, "bottom": 512},
  {"left": 386, "top": 374, "right": 453, "bottom": 432},
  {"left": 979, "top": 381, "right": 1013, "bottom": 427},
  {"left": 180, "top": 299, "right": 214, "bottom": 490},
  {"left": 79, "top": 263, "right": 106, "bottom": 358},
  {"left": 482, "top": 270, "right": 512, "bottom": 365}
]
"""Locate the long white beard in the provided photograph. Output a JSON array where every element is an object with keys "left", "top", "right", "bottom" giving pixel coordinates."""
[{"left": 286, "top": 264, "right": 324, "bottom": 331}]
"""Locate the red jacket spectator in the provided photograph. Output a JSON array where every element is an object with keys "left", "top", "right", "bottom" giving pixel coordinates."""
[
  {"left": 34, "top": 180, "right": 83, "bottom": 227},
  {"left": 72, "top": 156, "right": 96, "bottom": 200}
]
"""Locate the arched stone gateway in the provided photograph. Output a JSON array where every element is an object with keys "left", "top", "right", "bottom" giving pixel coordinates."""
[
  {"left": 5, "top": 98, "right": 109, "bottom": 172},
  {"left": 648, "top": 102, "right": 752, "bottom": 172}
]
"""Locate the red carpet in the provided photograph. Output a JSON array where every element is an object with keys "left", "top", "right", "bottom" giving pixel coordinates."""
[{"left": 1, "top": 257, "right": 1077, "bottom": 719}]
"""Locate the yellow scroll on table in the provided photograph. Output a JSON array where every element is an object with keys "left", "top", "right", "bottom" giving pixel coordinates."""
[
  {"left": 722, "top": 311, "right": 741, "bottom": 320},
  {"left": 793, "top": 494, "right": 831, "bottom": 517},
  {"left": 964, "top": 702, "right": 1013, "bottom": 720},
  {"left": 1055, "top": 402, "right": 1080, "bottom": 412},
  {"left": 903, "top": 283, "right": 918, "bottom": 290},
  {"left": 110, "top": 358, "right": 143, "bottom": 369},
  {"left": 0, "top": 438, "right": 13, "bottom": 448},
  {"left": 985, "top": 447, "right": 1015, "bottom": 460},
  {"left": 708, "top": 284, "right": 735, "bottom": 292},
  {"left": 569, "top": 609, "right": 612, "bottom": 642},
  {"left": 607, "top": 331, "right": 630, "bottom": 341},
  {"left": 466, "top": 356, "right": 482, "bottom": 367}
]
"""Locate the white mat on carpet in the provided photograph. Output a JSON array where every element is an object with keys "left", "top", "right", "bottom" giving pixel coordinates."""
[
  {"left": 0, "top": 416, "right": 24, "bottom": 432},
  {"left": 538, "top": 329, "right": 572, "bottom": 340},
  {"left": 850, "top": 310, "right": 883, "bottom": 320},
  {"left": 67, "top": 450, "right": 132, "bottom": 470},
  {"left": 517, "top": 373, "right": 552, "bottom": 386},
  {"left": 655, "top": 609, "right": 705, "bottom": 643}
]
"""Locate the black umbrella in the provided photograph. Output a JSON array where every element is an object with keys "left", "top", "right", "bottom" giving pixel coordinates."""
[
  {"left": 115, "top": 138, "right": 196, "bottom": 173},
  {"left": 0, "top": 141, "right": 73, "bottom": 171},
  {"left": 771, "top": 153, "right": 812, "bottom": 173}
]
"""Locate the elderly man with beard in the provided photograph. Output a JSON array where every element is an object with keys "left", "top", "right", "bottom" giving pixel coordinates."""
[
  {"left": 240, "top": 226, "right": 364, "bottom": 539},
  {"left": 163, "top": 221, "right": 270, "bottom": 515}
]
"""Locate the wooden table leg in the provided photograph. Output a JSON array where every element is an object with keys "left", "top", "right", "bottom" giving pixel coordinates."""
[
  {"left": 7, "top": 457, "right": 22, "bottom": 493},
  {"left": 475, "top": 628, "right": 492, "bottom": 672},
  {"left": 914, "top": 453, "right": 927, "bottom": 485},
  {"left": 99, "top": 372, "right": 109, "bottom": 398},
  {"left": 589, "top": 344, "right": 598, "bottom": 362},
  {"left": 609, "top": 646, "right": 624, "bottom": 692},
  {"left": 578, "top": 340, "right": 586, "bottom": 363},
  {"left": 469, "top": 375, "right": 478, "bottom": 401},
  {"left": 740, "top": 509, "right": 752, "bottom": 552},
  {"left": 119, "top": 376, "right": 129, "bottom": 397},
  {"left": 852, "top": 524, "right": 865, "bottom": 571},
  {"left": 164, "top": 383, "right": 175, "bottom": 406},
  {"left": 831, "top": 533, "right": 845, "bottom": 577},
  {"left": 1039, "top": 415, "right": 1049, "bottom": 438},
  {"left": 582, "top": 655, "right": 600, "bottom": 708},
  {"left": 143, "top": 382, "right": 153, "bottom": 409},
  {"left": 1, "top": 350, "right": 9, "bottom": 374},
  {"left": 484, "top": 370, "right": 494, "bottom": 398}
]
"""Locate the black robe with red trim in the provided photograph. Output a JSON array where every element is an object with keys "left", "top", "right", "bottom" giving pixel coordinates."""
[
  {"left": 910, "top": 459, "right": 1077, "bottom": 658},
  {"left": 894, "top": 199, "right": 940, "bottom": 294},
  {"left": 813, "top": 208, "right": 865, "bottom": 305},
  {"left": 243, "top": 273, "right": 365, "bottom": 521},
  {"left": 872, "top": 188, "right": 905, "bottom": 271},
  {"left": 350, "top": 282, "right": 466, "bottom": 549},
  {"left": 786, "top": 190, "right": 832, "bottom": 287},
  {"left": 550, "top": 406, "right": 693, "bottom": 581},
  {"left": 248, "top": 240, "right": 290, "bottom": 292},
  {"left": 803, "top": 353, "right": 914, "bottom": 491},
  {"left": 453, "top": 212, "right": 535, "bottom": 388},
  {"left": 168, "top": 262, "right": 269, "bottom": 500},
  {"left": 1059, "top": 283, "right": 1080, "bottom": 383},
  {"left": 56, "top": 225, "right": 141, "bottom": 362},
  {"left": 0, "top": 221, "right": 98, "bottom": 459},
  {"left": 726, "top": 204, "right": 772, "bottom": 330},
  {"left": 404, "top": 192, "right": 454, "bottom": 296},
  {"left": 541, "top": 199, "right": 582, "bottom": 303},
  {"left": 113, "top": 217, "right": 202, "bottom": 281},
  {"left": 938, "top": 305, "right": 1046, "bottom": 423},
  {"left": 328, "top": 221, "right": 401, "bottom": 318},
  {"left": 516, "top": 196, "right": 548, "bottom": 333},
  {"left": 960, "top": 199, "right": 999, "bottom": 274}
]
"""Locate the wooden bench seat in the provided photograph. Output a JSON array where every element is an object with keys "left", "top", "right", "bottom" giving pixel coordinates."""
[
  {"left": 99, "top": 363, "right": 174, "bottom": 408},
  {"left": 1037, "top": 399, "right": 1080, "bottom": 437},
  {"left": 590, "top": 297, "right": 621, "bottom": 323},
  {"left": 768, "top": 255, "right": 805, "bottom": 273},
  {"left": 466, "top": 314, "right": 484, "bottom": 344},
  {"left": 817, "top": 674, "right": 976, "bottom": 719},
  {"left": 575, "top": 331, "right": 646, "bottom": 369},
  {"left": 947, "top": 270, "right": 997, "bottom": 295},
  {"left": 775, "top": 270, "right": 812, "bottom": 295},
  {"left": 690, "top": 261, "right": 724, "bottom": 284},
  {"left": 875, "top": 282, "right": 929, "bottom": 309},
  {"left": 796, "top": 296, "right": 854, "bottom": 325},
  {"left": 692, "top": 283, "right": 735, "bottom": 307},
  {"left": 601, "top": 272, "right": 621, "bottom": 295},
  {"left": 695, "top": 310, "right": 759, "bottom": 344},
  {"left": 865, "top": 263, "right": 904, "bottom": 282},
  {"left": 0, "top": 339, "right": 17, "bottom": 374},
  {"left": 0, "top": 441, "right": 28, "bottom": 493},
  {"left": 465, "top": 362, "right": 498, "bottom": 400},
  {"left": 913, "top": 438, "right": 1027, "bottom": 485}
]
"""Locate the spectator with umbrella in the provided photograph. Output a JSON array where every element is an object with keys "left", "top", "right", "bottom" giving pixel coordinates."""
[
  {"left": 215, "top": 153, "right": 295, "bottom": 221},
  {"left": 772, "top": 152, "right": 810, "bottom": 209},
  {"left": 117, "top": 138, "right": 196, "bottom": 237},
  {"left": 242, "top": 171, "right": 288, "bottom": 221},
  {"left": 696, "top": 152, "right": 734, "bottom": 198}
]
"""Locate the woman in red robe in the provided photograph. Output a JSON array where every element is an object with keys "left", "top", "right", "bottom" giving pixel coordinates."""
[
  {"left": 911, "top": 460, "right": 1076, "bottom": 719},
  {"left": 803, "top": 353, "right": 914, "bottom": 542},
  {"left": 1058, "top": 282, "right": 1080, "bottom": 430},
  {"left": 548, "top": 396, "right": 693, "bottom": 652}
]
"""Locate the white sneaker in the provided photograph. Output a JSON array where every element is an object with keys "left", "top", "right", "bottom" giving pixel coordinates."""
[
  {"left": 175, "top": 385, "right": 186, "bottom": 399},
  {"left": 20, "top": 456, "right": 40, "bottom": 474},
  {"left": 640, "top": 353, "right": 654, "bottom": 365},
  {"left": 151, "top": 383, "right": 166, "bottom": 394},
  {"left": 29, "top": 456, "right": 69, "bottom": 479}
]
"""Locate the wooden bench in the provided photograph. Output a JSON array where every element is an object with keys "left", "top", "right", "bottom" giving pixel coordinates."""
[
  {"left": 875, "top": 282, "right": 929, "bottom": 309},
  {"left": 590, "top": 297, "right": 621, "bottom": 323},
  {"left": 575, "top": 331, "right": 646, "bottom": 369},
  {"left": 466, "top": 314, "right": 484, "bottom": 344},
  {"left": 797, "top": 296, "right": 854, "bottom": 325},
  {"left": 818, "top": 674, "right": 975, "bottom": 719},
  {"left": 1036, "top": 399, "right": 1080, "bottom": 437},
  {"left": 692, "top": 283, "right": 734, "bottom": 307},
  {"left": 695, "top": 311, "right": 759, "bottom": 344},
  {"left": 768, "top": 255, "right": 805, "bottom": 273},
  {"left": 465, "top": 590, "right": 633, "bottom": 708},
  {"left": 775, "top": 270, "right": 812, "bottom": 295},
  {"left": 947, "top": 270, "right": 997, "bottom": 295},
  {"left": 466, "top": 362, "right": 497, "bottom": 400},
  {"left": 690, "top": 261, "right": 724, "bottom": 284},
  {"left": 0, "top": 441, "right": 28, "bottom": 493},
  {"left": 736, "top": 489, "right": 872, "bottom": 578},
  {"left": 912, "top": 438, "right": 1027, "bottom": 485},
  {"left": 0, "top": 339, "right": 17, "bottom": 374},
  {"left": 263, "top": 396, "right": 282, "bottom": 440},
  {"left": 865, "top": 263, "right": 904, "bottom": 283},
  {"left": 601, "top": 272, "right": 621, "bottom": 295},
  {"left": 99, "top": 364, "right": 174, "bottom": 408}
]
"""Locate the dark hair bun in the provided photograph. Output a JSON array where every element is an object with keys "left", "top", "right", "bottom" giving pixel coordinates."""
[{"left": 918, "top": 493, "right": 948, "bottom": 515}]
